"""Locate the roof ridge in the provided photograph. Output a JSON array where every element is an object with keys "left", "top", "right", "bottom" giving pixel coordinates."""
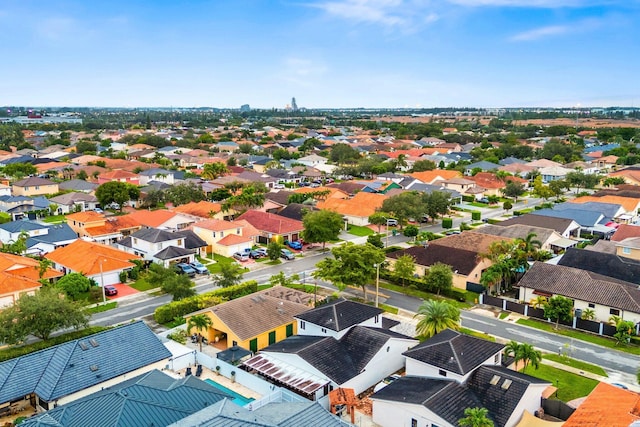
[
  {"left": 449, "top": 336, "right": 464, "bottom": 373},
  {"left": 34, "top": 342, "right": 75, "bottom": 400},
  {"left": 421, "top": 379, "right": 457, "bottom": 405}
]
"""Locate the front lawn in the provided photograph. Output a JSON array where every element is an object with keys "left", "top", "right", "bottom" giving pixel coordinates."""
[
  {"left": 521, "top": 364, "right": 599, "bottom": 402},
  {"left": 130, "top": 276, "right": 157, "bottom": 292},
  {"left": 42, "top": 214, "right": 66, "bottom": 224},
  {"left": 208, "top": 254, "right": 249, "bottom": 274},
  {"left": 460, "top": 327, "right": 496, "bottom": 342},
  {"left": 543, "top": 354, "right": 608, "bottom": 377},
  {"left": 85, "top": 301, "right": 117, "bottom": 314},
  {"left": 378, "top": 281, "right": 473, "bottom": 309},
  {"left": 347, "top": 225, "right": 374, "bottom": 236}
]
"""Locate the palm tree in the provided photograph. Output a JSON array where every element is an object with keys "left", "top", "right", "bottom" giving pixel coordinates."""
[
  {"left": 504, "top": 341, "right": 521, "bottom": 363},
  {"left": 458, "top": 407, "right": 494, "bottom": 427},
  {"left": 414, "top": 300, "right": 460, "bottom": 339},
  {"left": 581, "top": 308, "right": 596, "bottom": 320},
  {"left": 530, "top": 296, "right": 547, "bottom": 309},
  {"left": 517, "top": 232, "right": 542, "bottom": 261},
  {"left": 518, "top": 343, "right": 542, "bottom": 370},
  {"left": 187, "top": 314, "right": 213, "bottom": 352}
]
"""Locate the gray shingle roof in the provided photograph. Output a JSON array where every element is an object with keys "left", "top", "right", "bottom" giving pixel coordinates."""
[
  {"left": 155, "top": 246, "right": 195, "bottom": 260},
  {"left": 294, "top": 299, "right": 383, "bottom": 332},
  {"left": 558, "top": 247, "right": 640, "bottom": 284},
  {"left": 26, "top": 223, "right": 77, "bottom": 247},
  {"left": 0, "top": 321, "right": 171, "bottom": 404},
  {"left": 531, "top": 209, "right": 603, "bottom": 227},
  {"left": 497, "top": 214, "right": 577, "bottom": 235},
  {"left": 403, "top": 329, "right": 504, "bottom": 375},
  {"left": 387, "top": 245, "right": 479, "bottom": 276},
  {"left": 129, "top": 227, "right": 177, "bottom": 243},
  {"left": 518, "top": 262, "right": 640, "bottom": 313}
]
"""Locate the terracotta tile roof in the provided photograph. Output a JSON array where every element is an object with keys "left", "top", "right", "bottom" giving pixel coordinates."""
[
  {"left": 217, "top": 234, "right": 252, "bottom": 246},
  {"left": 0, "top": 253, "right": 63, "bottom": 296},
  {"left": 173, "top": 201, "right": 222, "bottom": 218},
  {"left": 316, "top": 192, "right": 386, "bottom": 218},
  {"left": 46, "top": 240, "right": 141, "bottom": 275},
  {"left": 67, "top": 211, "right": 105, "bottom": 223},
  {"left": 101, "top": 158, "right": 154, "bottom": 172},
  {"left": 610, "top": 168, "right": 640, "bottom": 184},
  {"left": 193, "top": 219, "right": 239, "bottom": 232},
  {"left": 410, "top": 170, "right": 461, "bottom": 184},
  {"left": 564, "top": 382, "right": 640, "bottom": 427},
  {"left": 429, "top": 231, "right": 512, "bottom": 254},
  {"left": 572, "top": 195, "right": 640, "bottom": 213},
  {"left": 235, "top": 210, "right": 304, "bottom": 234},
  {"left": 0, "top": 274, "right": 41, "bottom": 297},
  {"left": 36, "top": 162, "right": 67, "bottom": 172},
  {"left": 99, "top": 170, "right": 139, "bottom": 180},
  {"left": 72, "top": 154, "right": 103, "bottom": 165},
  {"left": 121, "top": 209, "right": 176, "bottom": 228},
  {"left": 612, "top": 224, "right": 640, "bottom": 242},
  {"left": 469, "top": 172, "right": 528, "bottom": 190}
]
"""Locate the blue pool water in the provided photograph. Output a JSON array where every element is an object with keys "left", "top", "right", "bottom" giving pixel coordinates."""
[{"left": 204, "top": 378, "right": 255, "bottom": 406}]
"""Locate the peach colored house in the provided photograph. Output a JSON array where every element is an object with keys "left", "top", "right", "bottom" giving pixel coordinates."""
[
  {"left": 316, "top": 192, "right": 386, "bottom": 226},
  {"left": 97, "top": 170, "right": 140, "bottom": 185},
  {"left": 11, "top": 177, "right": 59, "bottom": 196},
  {"left": 190, "top": 219, "right": 255, "bottom": 256},
  {"left": 66, "top": 211, "right": 141, "bottom": 244}
]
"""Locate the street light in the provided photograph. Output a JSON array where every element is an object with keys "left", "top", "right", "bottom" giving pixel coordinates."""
[
  {"left": 99, "top": 258, "right": 106, "bottom": 304},
  {"left": 373, "top": 263, "right": 380, "bottom": 308}
]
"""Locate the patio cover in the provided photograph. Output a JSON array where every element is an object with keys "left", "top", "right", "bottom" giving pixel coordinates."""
[
  {"left": 515, "top": 410, "right": 565, "bottom": 427},
  {"left": 549, "top": 237, "right": 578, "bottom": 249},
  {"left": 242, "top": 353, "right": 329, "bottom": 396}
]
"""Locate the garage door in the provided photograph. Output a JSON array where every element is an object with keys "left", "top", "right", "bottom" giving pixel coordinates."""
[{"left": 0, "top": 295, "right": 14, "bottom": 308}]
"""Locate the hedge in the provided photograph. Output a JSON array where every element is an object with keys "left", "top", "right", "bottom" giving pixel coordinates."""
[
  {"left": 462, "top": 195, "right": 475, "bottom": 202},
  {"left": 471, "top": 211, "right": 481, "bottom": 221},
  {"left": 154, "top": 280, "right": 258, "bottom": 324},
  {"left": 380, "top": 270, "right": 468, "bottom": 301},
  {"left": 442, "top": 218, "right": 453, "bottom": 229},
  {"left": 487, "top": 218, "right": 501, "bottom": 225}
]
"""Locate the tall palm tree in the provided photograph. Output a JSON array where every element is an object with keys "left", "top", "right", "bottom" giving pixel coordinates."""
[
  {"left": 458, "top": 407, "right": 494, "bottom": 427},
  {"left": 187, "top": 314, "right": 213, "bottom": 352},
  {"left": 517, "top": 232, "right": 542, "bottom": 261},
  {"left": 414, "top": 300, "right": 460, "bottom": 339},
  {"left": 530, "top": 295, "right": 547, "bottom": 309},
  {"left": 504, "top": 341, "right": 521, "bottom": 362},
  {"left": 518, "top": 343, "right": 542, "bottom": 370}
]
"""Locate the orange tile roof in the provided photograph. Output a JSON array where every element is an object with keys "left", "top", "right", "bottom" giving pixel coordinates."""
[
  {"left": 173, "top": 201, "right": 222, "bottom": 218},
  {"left": 612, "top": 224, "right": 640, "bottom": 242},
  {"left": 67, "top": 211, "right": 105, "bottom": 223},
  {"left": 564, "top": 382, "right": 640, "bottom": 427},
  {"left": 36, "top": 162, "right": 68, "bottom": 172},
  {"left": 571, "top": 195, "right": 640, "bottom": 213},
  {"left": 46, "top": 240, "right": 141, "bottom": 275},
  {"left": 317, "top": 192, "right": 386, "bottom": 218},
  {"left": 410, "top": 170, "right": 461, "bottom": 184},
  {"left": 101, "top": 158, "right": 154, "bottom": 172},
  {"left": 0, "top": 274, "right": 41, "bottom": 296},
  {"left": 469, "top": 172, "right": 528, "bottom": 190},
  {"left": 193, "top": 219, "right": 239, "bottom": 232},
  {"left": 0, "top": 252, "right": 63, "bottom": 281},
  {"left": 121, "top": 209, "right": 177, "bottom": 228},
  {"left": 235, "top": 211, "right": 304, "bottom": 234},
  {"left": 217, "top": 234, "right": 252, "bottom": 246},
  {"left": 429, "top": 231, "right": 511, "bottom": 254},
  {"left": 99, "top": 170, "right": 139, "bottom": 180}
]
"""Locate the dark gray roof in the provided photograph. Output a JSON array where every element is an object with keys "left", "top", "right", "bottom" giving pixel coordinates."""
[
  {"left": 58, "top": 179, "right": 99, "bottom": 192},
  {"left": 20, "top": 370, "right": 231, "bottom": 427},
  {"left": 403, "top": 329, "right": 504, "bottom": 375},
  {"left": 49, "top": 192, "right": 97, "bottom": 205},
  {"left": 26, "top": 223, "right": 77, "bottom": 247},
  {"left": 174, "top": 230, "right": 208, "bottom": 250},
  {"left": 475, "top": 224, "right": 557, "bottom": 244},
  {"left": 277, "top": 204, "right": 317, "bottom": 221},
  {"left": 553, "top": 201, "right": 621, "bottom": 221},
  {"left": 139, "top": 167, "right": 174, "bottom": 176},
  {"left": 0, "top": 321, "right": 171, "bottom": 404},
  {"left": 265, "top": 191, "right": 293, "bottom": 206},
  {"left": 497, "top": 214, "right": 577, "bottom": 234},
  {"left": 13, "top": 176, "right": 57, "bottom": 187},
  {"left": 518, "top": 262, "right": 640, "bottom": 313},
  {"left": 558, "top": 247, "right": 640, "bottom": 284},
  {"left": 531, "top": 209, "right": 603, "bottom": 227},
  {"left": 387, "top": 245, "right": 479, "bottom": 276},
  {"left": 499, "top": 157, "right": 528, "bottom": 166},
  {"left": 216, "top": 346, "right": 252, "bottom": 364},
  {"left": 294, "top": 298, "right": 383, "bottom": 332},
  {"left": 155, "top": 246, "right": 195, "bottom": 260},
  {"left": 465, "top": 160, "right": 500, "bottom": 171},
  {"left": 130, "top": 227, "right": 178, "bottom": 243}
]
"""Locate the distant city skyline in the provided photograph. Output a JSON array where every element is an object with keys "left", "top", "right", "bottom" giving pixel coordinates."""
[{"left": 1, "top": 1, "right": 638, "bottom": 109}]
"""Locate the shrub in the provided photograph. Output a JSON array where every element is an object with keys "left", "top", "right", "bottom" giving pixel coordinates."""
[
  {"left": 119, "top": 271, "right": 128, "bottom": 284},
  {"left": 462, "top": 195, "right": 475, "bottom": 202},
  {"left": 471, "top": 211, "right": 481, "bottom": 221},
  {"left": 513, "top": 210, "right": 523, "bottom": 216},
  {"left": 487, "top": 218, "right": 501, "bottom": 225},
  {"left": 128, "top": 267, "right": 139, "bottom": 280},
  {"left": 442, "top": 218, "right": 453, "bottom": 229},
  {"left": 385, "top": 246, "right": 404, "bottom": 254}
]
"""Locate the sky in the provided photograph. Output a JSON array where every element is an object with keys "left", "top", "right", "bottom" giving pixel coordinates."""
[{"left": 1, "top": 0, "right": 639, "bottom": 109}]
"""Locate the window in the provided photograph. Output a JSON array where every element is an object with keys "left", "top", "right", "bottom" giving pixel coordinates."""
[
  {"left": 321, "top": 328, "right": 326, "bottom": 333},
  {"left": 623, "top": 247, "right": 631, "bottom": 254},
  {"left": 237, "top": 228, "right": 241, "bottom": 234},
  {"left": 220, "top": 232, "right": 224, "bottom": 237},
  {"left": 177, "top": 239, "right": 183, "bottom": 246},
  {"left": 35, "top": 186, "right": 40, "bottom": 190},
  {"left": 374, "top": 315, "right": 380, "bottom": 323},
  {"left": 268, "top": 331, "right": 276, "bottom": 345},
  {"left": 212, "top": 232, "right": 216, "bottom": 237},
  {"left": 438, "top": 369, "right": 447, "bottom": 377},
  {"left": 610, "top": 308, "right": 620, "bottom": 316},
  {"left": 133, "top": 238, "right": 138, "bottom": 244},
  {"left": 588, "top": 303, "right": 595, "bottom": 308},
  {"left": 411, "top": 419, "right": 418, "bottom": 427},
  {"left": 232, "top": 340, "right": 238, "bottom": 346},
  {"left": 300, "top": 321, "right": 305, "bottom": 330},
  {"left": 494, "top": 354, "right": 500, "bottom": 364}
]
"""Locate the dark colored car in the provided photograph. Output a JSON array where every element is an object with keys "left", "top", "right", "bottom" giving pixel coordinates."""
[
  {"left": 285, "top": 240, "right": 303, "bottom": 250},
  {"left": 280, "top": 248, "right": 295, "bottom": 260},
  {"left": 104, "top": 285, "right": 118, "bottom": 296},
  {"left": 249, "top": 250, "right": 263, "bottom": 259},
  {"left": 175, "top": 263, "right": 196, "bottom": 277}
]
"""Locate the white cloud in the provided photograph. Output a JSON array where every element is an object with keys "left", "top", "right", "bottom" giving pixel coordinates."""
[
  {"left": 446, "top": 0, "right": 609, "bottom": 7},
  {"left": 510, "top": 25, "right": 569, "bottom": 41},
  {"left": 311, "top": 0, "right": 407, "bottom": 26}
]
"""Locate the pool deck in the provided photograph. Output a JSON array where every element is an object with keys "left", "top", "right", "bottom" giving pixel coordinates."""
[{"left": 169, "top": 365, "right": 263, "bottom": 401}]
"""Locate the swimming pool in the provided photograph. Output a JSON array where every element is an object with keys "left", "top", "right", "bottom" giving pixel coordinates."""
[{"left": 204, "top": 378, "right": 255, "bottom": 406}]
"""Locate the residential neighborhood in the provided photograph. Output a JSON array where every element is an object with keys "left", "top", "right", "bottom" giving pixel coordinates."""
[{"left": 1, "top": 108, "right": 640, "bottom": 427}]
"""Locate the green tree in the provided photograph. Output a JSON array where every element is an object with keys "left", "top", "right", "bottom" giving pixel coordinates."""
[
  {"left": 0, "top": 286, "right": 88, "bottom": 343},
  {"left": 501, "top": 180, "right": 525, "bottom": 201},
  {"left": 518, "top": 343, "right": 542, "bottom": 370},
  {"left": 458, "top": 407, "right": 494, "bottom": 427},
  {"left": 95, "top": 181, "right": 139, "bottom": 210},
  {"left": 367, "top": 233, "right": 384, "bottom": 248},
  {"left": 329, "top": 143, "right": 361, "bottom": 164},
  {"left": 422, "top": 191, "right": 453, "bottom": 222},
  {"left": 368, "top": 212, "right": 390, "bottom": 233},
  {"left": 424, "top": 262, "right": 453, "bottom": 295},
  {"left": 213, "top": 262, "right": 244, "bottom": 287},
  {"left": 403, "top": 224, "right": 419, "bottom": 239},
  {"left": 221, "top": 183, "right": 267, "bottom": 213},
  {"left": 380, "top": 191, "right": 425, "bottom": 229},
  {"left": 56, "top": 272, "right": 91, "bottom": 300},
  {"left": 531, "top": 176, "right": 554, "bottom": 200},
  {"left": 187, "top": 314, "right": 213, "bottom": 352},
  {"left": 76, "top": 170, "right": 89, "bottom": 181},
  {"left": 565, "top": 171, "right": 600, "bottom": 192},
  {"left": 162, "top": 273, "right": 196, "bottom": 301},
  {"left": 267, "top": 241, "right": 283, "bottom": 261},
  {"left": 610, "top": 316, "right": 635, "bottom": 346},
  {"left": 544, "top": 295, "right": 574, "bottom": 330},
  {"left": 603, "top": 177, "right": 626, "bottom": 187},
  {"left": 164, "top": 182, "right": 206, "bottom": 206},
  {"left": 269, "top": 271, "right": 300, "bottom": 287},
  {"left": 503, "top": 200, "right": 513, "bottom": 212},
  {"left": 302, "top": 209, "right": 343, "bottom": 251},
  {"left": 414, "top": 299, "right": 460, "bottom": 339},
  {"left": 210, "top": 188, "right": 232, "bottom": 201},
  {"left": 314, "top": 243, "right": 385, "bottom": 300},
  {"left": 548, "top": 180, "right": 566, "bottom": 200},
  {"left": 0, "top": 230, "right": 29, "bottom": 254},
  {"left": 581, "top": 308, "right": 595, "bottom": 320},
  {"left": 393, "top": 254, "right": 416, "bottom": 287},
  {"left": 201, "top": 162, "right": 229, "bottom": 180},
  {"left": 75, "top": 140, "right": 97, "bottom": 154},
  {"left": 411, "top": 159, "right": 436, "bottom": 172},
  {"left": 2, "top": 163, "right": 37, "bottom": 179}
]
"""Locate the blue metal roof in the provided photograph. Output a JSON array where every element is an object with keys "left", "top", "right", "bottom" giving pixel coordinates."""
[
  {"left": 531, "top": 208, "right": 603, "bottom": 227},
  {"left": 27, "top": 223, "right": 77, "bottom": 247},
  {"left": 0, "top": 219, "right": 45, "bottom": 233},
  {"left": 0, "top": 321, "right": 171, "bottom": 404}
]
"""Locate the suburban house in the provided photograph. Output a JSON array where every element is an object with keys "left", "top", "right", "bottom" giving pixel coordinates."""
[
  {"left": 441, "top": 177, "right": 476, "bottom": 194},
  {"left": 468, "top": 173, "right": 529, "bottom": 197},
  {"left": 0, "top": 220, "right": 77, "bottom": 255},
  {"left": 295, "top": 298, "right": 385, "bottom": 339},
  {"left": 96, "top": 169, "right": 140, "bottom": 185},
  {"left": 0, "top": 195, "right": 50, "bottom": 221},
  {"left": 517, "top": 262, "right": 640, "bottom": 324},
  {"left": 190, "top": 218, "right": 256, "bottom": 256},
  {"left": 531, "top": 208, "right": 616, "bottom": 237},
  {"left": 18, "top": 370, "right": 232, "bottom": 427},
  {"left": 464, "top": 161, "right": 500, "bottom": 175},
  {"left": 58, "top": 178, "right": 98, "bottom": 193},
  {"left": 0, "top": 252, "right": 63, "bottom": 308},
  {"left": 563, "top": 382, "right": 640, "bottom": 426},
  {"left": 11, "top": 177, "right": 59, "bottom": 197},
  {"left": 613, "top": 237, "right": 640, "bottom": 261},
  {"left": 538, "top": 165, "right": 572, "bottom": 183},
  {"left": 235, "top": 210, "right": 304, "bottom": 244},
  {"left": 46, "top": 240, "right": 142, "bottom": 287},
  {"left": 410, "top": 170, "right": 461, "bottom": 185},
  {"left": 116, "top": 228, "right": 207, "bottom": 267},
  {"left": 612, "top": 223, "right": 640, "bottom": 242},
  {"left": 172, "top": 200, "right": 226, "bottom": 220},
  {"left": 570, "top": 195, "right": 640, "bottom": 224},
  {"left": 49, "top": 192, "right": 99, "bottom": 214},
  {"left": 497, "top": 214, "right": 581, "bottom": 238},
  {"left": 186, "top": 286, "right": 313, "bottom": 352},
  {"left": 0, "top": 322, "right": 171, "bottom": 414},
  {"left": 138, "top": 168, "right": 175, "bottom": 185},
  {"left": 476, "top": 224, "right": 575, "bottom": 254},
  {"left": 557, "top": 246, "right": 640, "bottom": 284},
  {"left": 121, "top": 209, "right": 196, "bottom": 231},
  {"left": 316, "top": 192, "right": 386, "bottom": 226},
  {"left": 66, "top": 211, "right": 141, "bottom": 244},
  {"left": 371, "top": 329, "right": 550, "bottom": 427},
  {"left": 297, "top": 153, "right": 329, "bottom": 168}
]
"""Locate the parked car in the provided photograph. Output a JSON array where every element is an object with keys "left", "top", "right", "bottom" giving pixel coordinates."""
[
  {"left": 386, "top": 219, "right": 398, "bottom": 227},
  {"left": 106, "top": 202, "right": 120, "bottom": 210},
  {"left": 255, "top": 248, "right": 268, "bottom": 257},
  {"left": 233, "top": 252, "right": 250, "bottom": 262},
  {"left": 175, "top": 263, "right": 196, "bottom": 277},
  {"left": 249, "top": 250, "right": 264, "bottom": 259},
  {"left": 285, "top": 240, "right": 303, "bottom": 250},
  {"left": 373, "top": 374, "right": 402, "bottom": 393},
  {"left": 273, "top": 183, "right": 285, "bottom": 189},
  {"left": 189, "top": 261, "right": 209, "bottom": 274},
  {"left": 93, "top": 208, "right": 104, "bottom": 214},
  {"left": 280, "top": 248, "right": 295, "bottom": 260},
  {"left": 479, "top": 197, "right": 490, "bottom": 204},
  {"left": 104, "top": 285, "right": 118, "bottom": 296}
]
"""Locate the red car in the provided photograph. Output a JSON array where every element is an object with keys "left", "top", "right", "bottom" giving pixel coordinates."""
[{"left": 104, "top": 285, "right": 118, "bottom": 296}]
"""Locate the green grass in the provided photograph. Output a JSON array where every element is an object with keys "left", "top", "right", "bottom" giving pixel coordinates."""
[
  {"left": 130, "top": 276, "right": 157, "bottom": 292},
  {"left": 499, "top": 312, "right": 509, "bottom": 320},
  {"left": 460, "top": 327, "right": 496, "bottom": 342},
  {"left": 521, "top": 364, "right": 599, "bottom": 402},
  {"left": 543, "top": 354, "right": 608, "bottom": 377},
  {"left": 163, "top": 317, "right": 186, "bottom": 328},
  {"left": 84, "top": 301, "right": 117, "bottom": 314},
  {"left": 378, "top": 282, "right": 472, "bottom": 309},
  {"left": 378, "top": 303, "right": 399, "bottom": 314},
  {"left": 347, "top": 225, "right": 374, "bottom": 236},
  {"left": 265, "top": 259, "right": 282, "bottom": 265},
  {"left": 517, "top": 318, "right": 640, "bottom": 355},
  {"left": 207, "top": 254, "right": 249, "bottom": 274},
  {"left": 42, "top": 214, "right": 66, "bottom": 223}
]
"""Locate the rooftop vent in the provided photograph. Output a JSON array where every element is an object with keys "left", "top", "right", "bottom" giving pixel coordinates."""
[
  {"left": 489, "top": 375, "right": 501, "bottom": 385},
  {"left": 89, "top": 338, "right": 99, "bottom": 348},
  {"left": 78, "top": 341, "right": 89, "bottom": 351},
  {"left": 502, "top": 379, "right": 512, "bottom": 390},
  {"left": 90, "top": 365, "right": 99, "bottom": 372}
]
